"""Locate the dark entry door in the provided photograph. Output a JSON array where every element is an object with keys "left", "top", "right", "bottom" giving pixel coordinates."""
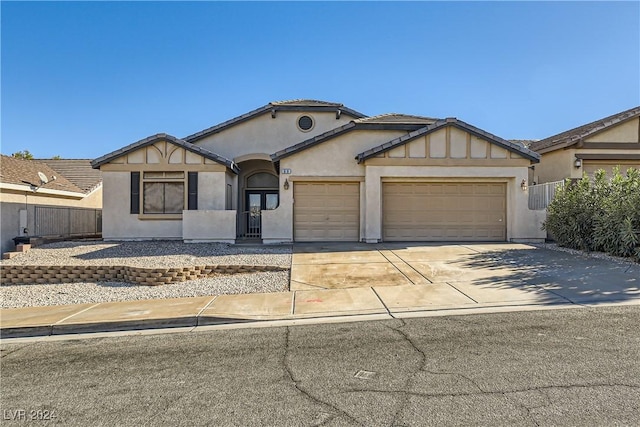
[{"left": 245, "top": 191, "right": 278, "bottom": 238}]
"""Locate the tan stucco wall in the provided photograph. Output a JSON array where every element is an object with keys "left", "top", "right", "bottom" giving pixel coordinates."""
[
  {"left": 101, "top": 172, "right": 182, "bottom": 240},
  {"left": 537, "top": 146, "right": 640, "bottom": 183},
  {"left": 183, "top": 210, "right": 236, "bottom": 243},
  {"left": 198, "top": 172, "right": 227, "bottom": 210},
  {"left": 584, "top": 117, "right": 640, "bottom": 143},
  {"left": 193, "top": 111, "right": 354, "bottom": 161},
  {"left": 101, "top": 170, "right": 229, "bottom": 240},
  {"left": 534, "top": 149, "right": 574, "bottom": 183}
]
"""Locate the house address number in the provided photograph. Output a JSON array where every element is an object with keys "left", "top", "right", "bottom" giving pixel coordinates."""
[{"left": 281, "top": 169, "right": 292, "bottom": 174}]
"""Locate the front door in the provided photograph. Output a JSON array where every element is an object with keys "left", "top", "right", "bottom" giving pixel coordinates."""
[{"left": 245, "top": 191, "right": 278, "bottom": 238}]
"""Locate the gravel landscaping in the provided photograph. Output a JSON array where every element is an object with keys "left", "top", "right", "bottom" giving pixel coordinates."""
[
  {"left": 1, "top": 240, "right": 292, "bottom": 308},
  {"left": 1, "top": 240, "right": 292, "bottom": 267}
]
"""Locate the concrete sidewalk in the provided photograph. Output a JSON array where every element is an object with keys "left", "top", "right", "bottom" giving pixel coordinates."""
[
  {"left": 3, "top": 243, "right": 639, "bottom": 339},
  {"left": 3, "top": 280, "right": 639, "bottom": 339}
]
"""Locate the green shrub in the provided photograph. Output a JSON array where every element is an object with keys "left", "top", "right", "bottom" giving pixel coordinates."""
[{"left": 543, "top": 167, "right": 640, "bottom": 261}]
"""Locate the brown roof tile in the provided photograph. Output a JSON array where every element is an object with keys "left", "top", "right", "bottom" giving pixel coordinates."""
[
  {"left": 37, "top": 159, "right": 102, "bottom": 193},
  {"left": 0, "top": 155, "right": 85, "bottom": 193},
  {"left": 354, "top": 113, "right": 438, "bottom": 124}
]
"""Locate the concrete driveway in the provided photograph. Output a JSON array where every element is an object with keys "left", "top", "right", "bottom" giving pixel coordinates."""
[{"left": 291, "top": 243, "right": 640, "bottom": 309}]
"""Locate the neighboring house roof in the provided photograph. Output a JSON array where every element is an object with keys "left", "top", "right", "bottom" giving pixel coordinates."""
[
  {"left": 271, "top": 114, "right": 434, "bottom": 161},
  {"left": 356, "top": 118, "right": 541, "bottom": 163},
  {"left": 183, "top": 99, "right": 367, "bottom": 142},
  {"left": 0, "top": 155, "right": 85, "bottom": 193},
  {"left": 530, "top": 106, "right": 640, "bottom": 153},
  {"left": 37, "top": 159, "right": 102, "bottom": 193},
  {"left": 91, "top": 133, "right": 240, "bottom": 173}
]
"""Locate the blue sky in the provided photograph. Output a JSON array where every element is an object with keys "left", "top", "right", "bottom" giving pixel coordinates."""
[{"left": 2, "top": 1, "right": 639, "bottom": 159}]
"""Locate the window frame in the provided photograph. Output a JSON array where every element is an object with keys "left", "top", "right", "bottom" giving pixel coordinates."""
[{"left": 137, "top": 171, "right": 189, "bottom": 220}]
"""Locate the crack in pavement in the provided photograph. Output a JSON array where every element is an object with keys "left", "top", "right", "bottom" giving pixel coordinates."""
[
  {"left": 282, "top": 327, "right": 363, "bottom": 427},
  {"left": 386, "top": 319, "right": 427, "bottom": 426},
  {"left": 0, "top": 344, "right": 34, "bottom": 359},
  {"left": 501, "top": 391, "right": 545, "bottom": 427}
]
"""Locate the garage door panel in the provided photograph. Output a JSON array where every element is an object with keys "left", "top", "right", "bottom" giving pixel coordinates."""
[
  {"left": 383, "top": 182, "right": 506, "bottom": 242},
  {"left": 294, "top": 182, "right": 360, "bottom": 242}
]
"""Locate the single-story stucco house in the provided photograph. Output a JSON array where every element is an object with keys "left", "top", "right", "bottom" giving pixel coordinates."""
[
  {"left": 530, "top": 106, "right": 640, "bottom": 183},
  {"left": 91, "top": 99, "right": 545, "bottom": 244}
]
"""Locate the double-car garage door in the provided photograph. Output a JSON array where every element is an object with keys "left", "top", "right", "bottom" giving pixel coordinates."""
[
  {"left": 293, "top": 181, "right": 507, "bottom": 242},
  {"left": 382, "top": 182, "right": 506, "bottom": 242}
]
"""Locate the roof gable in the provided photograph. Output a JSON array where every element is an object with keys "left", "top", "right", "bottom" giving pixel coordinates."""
[
  {"left": 91, "top": 133, "right": 239, "bottom": 173},
  {"left": 356, "top": 118, "right": 540, "bottom": 163},
  {"left": 184, "top": 99, "right": 366, "bottom": 143},
  {"left": 530, "top": 106, "right": 640, "bottom": 153},
  {"left": 270, "top": 116, "right": 433, "bottom": 161}
]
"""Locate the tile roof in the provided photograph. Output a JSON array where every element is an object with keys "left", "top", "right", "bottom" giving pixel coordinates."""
[
  {"left": 37, "top": 159, "right": 102, "bottom": 193},
  {"left": 91, "top": 133, "right": 240, "bottom": 173},
  {"left": 530, "top": 106, "right": 640, "bottom": 153},
  {"left": 354, "top": 113, "right": 438, "bottom": 124},
  {"left": 0, "top": 155, "right": 85, "bottom": 193},
  {"left": 356, "top": 118, "right": 540, "bottom": 163},
  {"left": 270, "top": 99, "right": 346, "bottom": 107},
  {"left": 183, "top": 100, "right": 366, "bottom": 142}
]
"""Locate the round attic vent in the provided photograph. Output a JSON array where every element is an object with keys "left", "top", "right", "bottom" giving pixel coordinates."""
[{"left": 297, "top": 115, "right": 314, "bottom": 132}]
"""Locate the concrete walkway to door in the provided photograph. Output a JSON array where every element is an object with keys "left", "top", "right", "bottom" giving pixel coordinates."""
[{"left": 290, "top": 242, "right": 640, "bottom": 311}]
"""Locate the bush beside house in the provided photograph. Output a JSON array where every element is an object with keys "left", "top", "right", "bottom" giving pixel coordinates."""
[{"left": 544, "top": 168, "right": 640, "bottom": 261}]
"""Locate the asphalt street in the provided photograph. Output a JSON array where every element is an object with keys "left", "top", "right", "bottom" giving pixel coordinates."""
[{"left": 1, "top": 305, "right": 639, "bottom": 426}]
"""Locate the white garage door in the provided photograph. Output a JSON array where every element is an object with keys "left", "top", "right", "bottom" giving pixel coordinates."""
[
  {"left": 383, "top": 182, "right": 506, "bottom": 241},
  {"left": 294, "top": 182, "right": 360, "bottom": 241}
]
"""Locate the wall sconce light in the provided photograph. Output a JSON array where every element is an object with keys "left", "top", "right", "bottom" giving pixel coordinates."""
[
  {"left": 283, "top": 179, "right": 289, "bottom": 190},
  {"left": 520, "top": 179, "right": 528, "bottom": 191},
  {"left": 574, "top": 158, "right": 582, "bottom": 168}
]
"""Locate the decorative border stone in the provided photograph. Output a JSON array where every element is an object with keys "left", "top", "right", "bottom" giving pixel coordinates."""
[{"left": 0, "top": 265, "right": 288, "bottom": 286}]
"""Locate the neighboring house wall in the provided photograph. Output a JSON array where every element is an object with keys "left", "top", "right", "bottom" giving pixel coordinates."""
[
  {"left": 193, "top": 111, "right": 353, "bottom": 161},
  {"left": 533, "top": 149, "right": 575, "bottom": 183},
  {"left": 534, "top": 115, "right": 640, "bottom": 183},
  {"left": 0, "top": 187, "right": 102, "bottom": 253}
]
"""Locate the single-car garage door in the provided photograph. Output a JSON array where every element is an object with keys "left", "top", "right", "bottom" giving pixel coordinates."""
[
  {"left": 294, "top": 182, "right": 360, "bottom": 241},
  {"left": 383, "top": 182, "right": 506, "bottom": 241}
]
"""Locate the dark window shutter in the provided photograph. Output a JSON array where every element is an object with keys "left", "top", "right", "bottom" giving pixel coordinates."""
[
  {"left": 130, "top": 172, "right": 140, "bottom": 214},
  {"left": 188, "top": 172, "right": 198, "bottom": 210}
]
